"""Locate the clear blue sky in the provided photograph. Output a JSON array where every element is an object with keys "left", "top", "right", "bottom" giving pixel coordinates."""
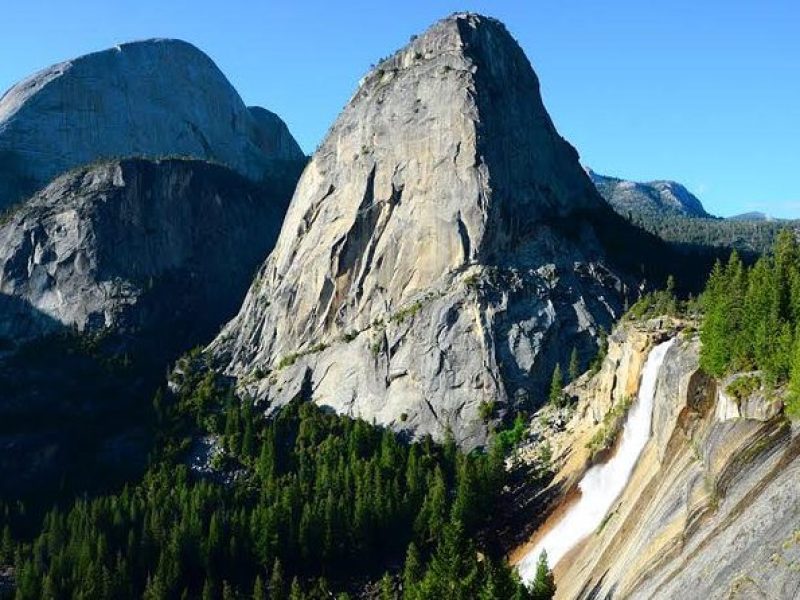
[{"left": 1, "top": 1, "right": 798, "bottom": 217}]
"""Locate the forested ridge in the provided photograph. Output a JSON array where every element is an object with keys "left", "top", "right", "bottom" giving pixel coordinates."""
[
  {"left": 699, "top": 229, "right": 800, "bottom": 416},
  {"left": 627, "top": 212, "right": 797, "bottom": 257},
  {"left": 0, "top": 353, "right": 554, "bottom": 599}
]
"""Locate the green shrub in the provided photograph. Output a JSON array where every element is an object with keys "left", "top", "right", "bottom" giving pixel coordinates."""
[
  {"left": 725, "top": 374, "right": 761, "bottom": 402},
  {"left": 478, "top": 401, "right": 495, "bottom": 422},
  {"left": 585, "top": 396, "right": 632, "bottom": 458},
  {"left": 340, "top": 330, "right": 359, "bottom": 343},
  {"left": 389, "top": 300, "right": 423, "bottom": 324}
]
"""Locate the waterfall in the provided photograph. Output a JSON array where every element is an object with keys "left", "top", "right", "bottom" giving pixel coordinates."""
[{"left": 519, "top": 337, "right": 675, "bottom": 580}]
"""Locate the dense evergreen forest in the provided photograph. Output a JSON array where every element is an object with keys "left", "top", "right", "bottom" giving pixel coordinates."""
[
  {"left": 626, "top": 212, "right": 797, "bottom": 257},
  {"left": 699, "top": 229, "right": 800, "bottom": 417},
  {"left": 0, "top": 353, "right": 554, "bottom": 599}
]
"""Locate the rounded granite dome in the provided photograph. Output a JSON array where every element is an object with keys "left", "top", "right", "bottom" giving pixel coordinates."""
[{"left": 0, "top": 38, "right": 302, "bottom": 208}]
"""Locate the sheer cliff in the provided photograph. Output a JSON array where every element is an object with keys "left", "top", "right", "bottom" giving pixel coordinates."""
[
  {"left": 209, "top": 13, "right": 680, "bottom": 447},
  {"left": 0, "top": 157, "right": 304, "bottom": 495},
  {"left": 511, "top": 319, "right": 799, "bottom": 600},
  {"left": 0, "top": 158, "right": 300, "bottom": 349}
]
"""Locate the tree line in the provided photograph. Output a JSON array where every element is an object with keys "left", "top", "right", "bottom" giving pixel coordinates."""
[
  {"left": 2, "top": 353, "right": 555, "bottom": 599},
  {"left": 700, "top": 229, "right": 800, "bottom": 416}
]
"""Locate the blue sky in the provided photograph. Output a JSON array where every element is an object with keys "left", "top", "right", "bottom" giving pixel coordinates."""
[{"left": 1, "top": 1, "right": 798, "bottom": 217}]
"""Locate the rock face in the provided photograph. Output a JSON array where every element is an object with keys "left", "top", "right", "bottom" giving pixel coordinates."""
[
  {"left": 587, "top": 168, "right": 711, "bottom": 219},
  {"left": 513, "top": 321, "right": 800, "bottom": 600},
  {"left": 210, "top": 13, "right": 672, "bottom": 447},
  {"left": 248, "top": 106, "right": 304, "bottom": 163},
  {"left": 0, "top": 158, "right": 297, "bottom": 349},
  {"left": 0, "top": 38, "right": 305, "bottom": 209},
  {"left": 0, "top": 156, "right": 302, "bottom": 495}
]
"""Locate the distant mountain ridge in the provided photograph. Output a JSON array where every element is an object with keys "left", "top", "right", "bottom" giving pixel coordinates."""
[
  {"left": 586, "top": 167, "right": 711, "bottom": 218},
  {"left": 727, "top": 211, "right": 775, "bottom": 221},
  {"left": 587, "top": 167, "right": 799, "bottom": 255}
]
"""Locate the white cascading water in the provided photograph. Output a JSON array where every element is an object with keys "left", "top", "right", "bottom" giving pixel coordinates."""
[{"left": 519, "top": 337, "right": 675, "bottom": 580}]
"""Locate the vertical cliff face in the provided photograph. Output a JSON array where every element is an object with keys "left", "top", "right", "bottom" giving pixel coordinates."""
[
  {"left": 0, "top": 38, "right": 305, "bottom": 208},
  {"left": 0, "top": 157, "right": 304, "bottom": 495},
  {"left": 210, "top": 13, "right": 650, "bottom": 446},
  {"left": 512, "top": 320, "right": 800, "bottom": 600},
  {"left": 0, "top": 158, "right": 297, "bottom": 348},
  {"left": 0, "top": 38, "right": 308, "bottom": 494}
]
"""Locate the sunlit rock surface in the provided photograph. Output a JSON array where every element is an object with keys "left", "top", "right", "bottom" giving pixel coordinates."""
[
  {"left": 514, "top": 320, "right": 800, "bottom": 600},
  {"left": 209, "top": 13, "right": 662, "bottom": 447},
  {"left": 0, "top": 38, "right": 304, "bottom": 209}
]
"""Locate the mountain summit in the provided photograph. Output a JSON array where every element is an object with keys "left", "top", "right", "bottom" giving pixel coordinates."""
[
  {"left": 210, "top": 13, "right": 660, "bottom": 445},
  {"left": 0, "top": 38, "right": 304, "bottom": 208},
  {"left": 586, "top": 168, "right": 711, "bottom": 218}
]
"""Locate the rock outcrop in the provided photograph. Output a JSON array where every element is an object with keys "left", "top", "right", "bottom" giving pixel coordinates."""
[
  {"left": 587, "top": 168, "right": 711, "bottom": 219},
  {"left": 0, "top": 38, "right": 305, "bottom": 209},
  {"left": 512, "top": 320, "right": 800, "bottom": 600},
  {"left": 209, "top": 13, "right": 677, "bottom": 447},
  {"left": 0, "top": 157, "right": 297, "bottom": 349},
  {"left": 0, "top": 156, "right": 303, "bottom": 495}
]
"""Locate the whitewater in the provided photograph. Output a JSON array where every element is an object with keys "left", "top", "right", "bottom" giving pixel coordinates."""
[{"left": 519, "top": 337, "right": 676, "bottom": 580}]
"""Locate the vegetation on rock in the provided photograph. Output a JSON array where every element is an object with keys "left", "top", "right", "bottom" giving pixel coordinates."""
[
  {"left": 0, "top": 355, "right": 548, "bottom": 598},
  {"left": 700, "top": 230, "right": 800, "bottom": 417},
  {"left": 585, "top": 396, "right": 634, "bottom": 459},
  {"left": 548, "top": 364, "right": 564, "bottom": 407}
]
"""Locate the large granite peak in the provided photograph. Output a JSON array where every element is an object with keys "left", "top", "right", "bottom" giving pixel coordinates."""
[
  {"left": 0, "top": 38, "right": 304, "bottom": 208},
  {"left": 209, "top": 14, "right": 657, "bottom": 446}
]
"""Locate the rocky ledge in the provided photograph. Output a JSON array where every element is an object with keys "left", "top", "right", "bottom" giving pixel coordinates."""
[{"left": 509, "top": 317, "right": 800, "bottom": 600}]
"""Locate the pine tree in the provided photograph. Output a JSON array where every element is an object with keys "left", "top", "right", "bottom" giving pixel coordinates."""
[
  {"left": 421, "top": 468, "right": 448, "bottom": 542},
  {"left": 289, "top": 577, "right": 304, "bottom": 600},
  {"left": 478, "top": 559, "right": 524, "bottom": 600},
  {"left": 152, "top": 388, "right": 165, "bottom": 423},
  {"left": 242, "top": 417, "right": 256, "bottom": 460},
  {"left": 403, "top": 542, "right": 423, "bottom": 597},
  {"left": 568, "top": 347, "right": 580, "bottom": 382},
  {"left": 380, "top": 572, "right": 396, "bottom": 600},
  {"left": 451, "top": 457, "right": 478, "bottom": 529},
  {"left": 222, "top": 581, "right": 236, "bottom": 600},
  {"left": 529, "top": 551, "right": 556, "bottom": 600},
  {"left": 787, "top": 330, "right": 800, "bottom": 419},
  {"left": 0, "top": 525, "right": 12, "bottom": 563},
  {"left": 201, "top": 578, "right": 215, "bottom": 600},
  {"left": 419, "top": 520, "right": 479, "bottom": 599},
  {"left": 548, "top": 364, "right": 563, "bottom": 406},
  {"left": 253, "top": 575, "right": 267, "bottom": 600},
  {"left": 269, "top": 558, "right": 285, "bottom": 600},
  {"left": 257, "top": 432, "right": 275, "bottom": 482},
  {"left": 205, "top": 511, "right": 223, "bottom": 569},
  {"left": 700, "top": 260, "right": 731, "bottom": 375}
]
